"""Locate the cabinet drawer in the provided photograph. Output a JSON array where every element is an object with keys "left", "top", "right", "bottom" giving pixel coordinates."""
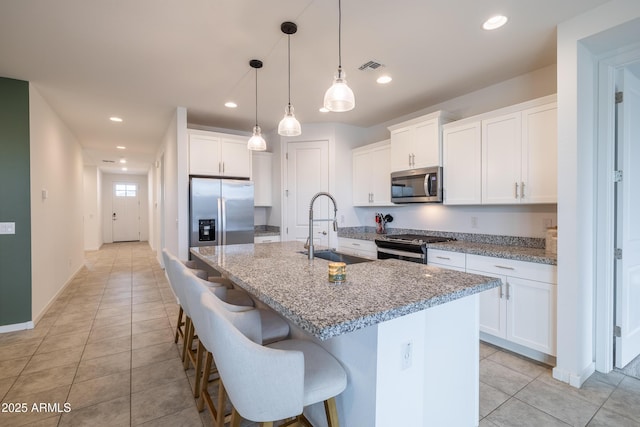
[
  {"left": 254, "top": 235, "right": 281, "bottom": 244},
  {"left": 466, "top": 254, "right": 556, "bottom": 284},
  {"left": 427, "top": 249, "right": 466, "bottom": 269},
  {"left": 338, "top": 238, "right": 377, "bottom": 257}
]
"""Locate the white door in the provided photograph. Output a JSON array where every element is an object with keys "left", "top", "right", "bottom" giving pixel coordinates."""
[
  {"left": 112, "top": 182, "right": 140, "bottom": 242},
  {"left": 285, "top": 140, "right": 329, "bottom": 245},
  {"left": 615, "top": 68, "right": 640, "bottom": 368}
]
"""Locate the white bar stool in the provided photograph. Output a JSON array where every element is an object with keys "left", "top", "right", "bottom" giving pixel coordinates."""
[
  {"left": 181, "top": 267, "right": 290, "bottom": 425},
  {"left": 201, "top": 288, "right": 347, "bottom": 427}
]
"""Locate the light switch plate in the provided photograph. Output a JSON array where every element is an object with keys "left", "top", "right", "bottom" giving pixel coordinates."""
[{"left": 0, "top": 222, "right": 16, "bottom": 235}]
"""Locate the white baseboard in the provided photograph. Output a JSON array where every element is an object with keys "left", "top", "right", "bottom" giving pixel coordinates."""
[
  {"left": 0, "top": 321, "right": 35, "bottom": 334},
  {"left": 552, "top": 362, "right": 595, "bottom": 388},
  {"left": 32, "top": 263, "right": 84, "bottom": 326}
]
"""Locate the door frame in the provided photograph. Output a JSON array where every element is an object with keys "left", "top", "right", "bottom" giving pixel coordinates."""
[{"left": 594, "top": 44, "right": 640, "bottom": 373}]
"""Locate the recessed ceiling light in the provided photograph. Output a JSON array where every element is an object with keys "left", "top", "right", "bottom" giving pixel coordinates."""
[
  {"left": 483, "top": 15, "right": 508, "bottom": 30},
  {"left": 377, "top": 75, "right": 392, "bottom": 84},
  {"left": 122, "top": 167, "right": 128, "bottom": 171},
  {"left": 117, "top": 146, "right": 126, "bottom": 150},
  {"left": 224, "top": 101, "right": 238, "bottom": 108},
  {"left": 110, "top": 116, "right": 123, "bottom": 122},
  {"left": 119, "top": 159, "right": 127, "bottom": 164},
  {"left": 319, "top": 107, "right": 329, "bottom": 113}
]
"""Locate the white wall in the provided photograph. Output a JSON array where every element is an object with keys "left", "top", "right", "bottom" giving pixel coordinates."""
[
  {"left": 100, "top": 173, "right": 149, "bottom": 243},
  {"left": 83, "top": 165, "right": 102, "bottom": 250},
  {"left": 154, "top": 107, "right": 188, "bottom": 264},
  {"left": 555, "top": 0, "right": 640, "bottom": 387},
  {"left": 29, "top": 84, "right": 85, "bottom": 322}
]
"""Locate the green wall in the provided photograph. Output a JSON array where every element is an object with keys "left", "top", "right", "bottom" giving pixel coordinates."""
[{"left": 0, "top": 77, "right": 32, "bottom": 326}]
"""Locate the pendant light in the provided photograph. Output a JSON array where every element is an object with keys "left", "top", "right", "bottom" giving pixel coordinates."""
[
  {"left": 323, "top": 0, "right": 355, "bottom": 112},
  {"left": 278, "top": 22, "right": 302, "bottom": 136},
  {"left": 247, "top": 59, "right": 267, "bottom": 151}
]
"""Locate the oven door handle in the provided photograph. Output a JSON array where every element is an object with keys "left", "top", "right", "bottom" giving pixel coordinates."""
[{"left": 377, "top": 247, "right": 425, "bottom": 259}]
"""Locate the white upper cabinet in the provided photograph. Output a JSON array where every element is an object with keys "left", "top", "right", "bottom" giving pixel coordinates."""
[
  {"left": 521, "top": 103, "right": 558, "bottom": 203},
  {"left": 482, "top": 112, "right": 523, "bottom": 204},
  {"left": 482, "top": 103, "right": 557, "bottom": 204},
  {"left": 442, "top": 95, "right": 557, "bottom": 205},
  {"left": 388, "top": 111, "right": 454, "bottom": 172},
  {"left": 443, "top": 121, "right": 482, "bottom": 205},
  {"left": 188, "top": 130, "right": 252, "bottom": 178},
  {"left": 252, "top": 152, "right": 273, "bottom": 207},
  {"left": 352, "top": 140, "right": 392, "bottom": 206}
]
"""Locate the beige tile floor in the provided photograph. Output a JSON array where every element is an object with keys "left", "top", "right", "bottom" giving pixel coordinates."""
[{"left": 0, "top": 242, "right": 638, "bottom": 427}]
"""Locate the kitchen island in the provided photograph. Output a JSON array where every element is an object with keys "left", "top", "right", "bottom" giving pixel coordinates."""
[{"left": 191, "top": 241, "right": 500, "bottom": 427}]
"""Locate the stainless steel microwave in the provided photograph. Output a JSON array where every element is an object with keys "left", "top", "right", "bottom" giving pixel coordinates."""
[{"left": 391, "top": 166, "right": 443, "bottom": 203}]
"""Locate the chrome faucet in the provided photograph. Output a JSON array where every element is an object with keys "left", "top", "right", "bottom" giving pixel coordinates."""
[{"left": 306, "top": 192, "right": 338, "bottom": 260}]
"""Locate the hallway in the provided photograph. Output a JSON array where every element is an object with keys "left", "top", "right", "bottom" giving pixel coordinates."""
[{"left": 0, "top": 242, "right": 639, "bottom": 426}]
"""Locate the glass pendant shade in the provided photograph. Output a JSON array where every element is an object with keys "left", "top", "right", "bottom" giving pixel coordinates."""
[
  {"left": 324, "top": 70, "right": 355, "bottom": 112},
  {"left": 278, "top": 105, "right": 301, "bottom": 136},
  {"left": 247, "top": 125, "right": 267, "bottom": 151}
]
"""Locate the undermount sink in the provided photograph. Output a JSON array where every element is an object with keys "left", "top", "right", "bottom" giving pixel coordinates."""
[{"left": 300, "top": 250, "right": 373, "bottom": 265}]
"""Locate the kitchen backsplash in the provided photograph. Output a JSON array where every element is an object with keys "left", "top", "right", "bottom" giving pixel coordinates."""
[{"left": 338, "top": 226, "right": 545, "bottom": 249}]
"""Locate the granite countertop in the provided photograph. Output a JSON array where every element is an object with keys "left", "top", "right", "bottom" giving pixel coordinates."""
[
  {"left": 426, "top": 241, "right": 557, "bottom": 265},
  {"left": 337, "top": 227, "right": 557, "bottom": 266},
  {"left": 191, "top": 241, "right": 500, "bottom": 340}
]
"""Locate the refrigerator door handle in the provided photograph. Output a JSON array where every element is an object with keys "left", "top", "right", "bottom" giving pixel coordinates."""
[
  {"left": 220, "top": 197, "right": 227, "bottom": 245},
  {"left": 217, "top": 197, "right": 223, "bottom": 245}
]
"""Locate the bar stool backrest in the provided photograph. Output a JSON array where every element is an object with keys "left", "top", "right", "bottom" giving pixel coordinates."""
[{"left": 200, "top": 293, "right": 305, "bottom": 422}]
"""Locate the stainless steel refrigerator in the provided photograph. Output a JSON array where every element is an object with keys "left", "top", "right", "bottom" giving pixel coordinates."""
[{"left": 189, "top": 177, "right": 254, "bottom": 248}]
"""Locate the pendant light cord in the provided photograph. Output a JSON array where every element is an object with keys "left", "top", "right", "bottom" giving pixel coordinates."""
[
  {"left": 287, "top": 34, "right": 292, "bottom": 106},
  {"left": 338, "top": 0, "right": 343, "bottom": 77},
  {"left": 255, "top": 67, "right": 258, "bottom": 127}
]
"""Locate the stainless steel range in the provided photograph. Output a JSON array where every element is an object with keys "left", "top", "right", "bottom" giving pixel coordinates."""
[{"left": 374, "top": 234, "right": 455, "bottom": 264}]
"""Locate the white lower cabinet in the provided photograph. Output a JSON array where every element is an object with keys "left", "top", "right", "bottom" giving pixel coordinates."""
[
  {"left": 338, "top": 238, "right": 377, "bottom": 260},
  {"left": 426, "top": 249, "right": 557, "bottom": 357},
  {"left": 467, "top": 254, "right": 557, "bottom": 356},
  {"left": 254, "top": 235, "right": 281, "bottom": 244}
]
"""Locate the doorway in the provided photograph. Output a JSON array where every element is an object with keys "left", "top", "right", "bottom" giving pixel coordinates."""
[
  {"left": 112, "top": 182, "right": 140, "bottom": 242},
  {"left": 283, "top": 140, "right": 330, "bottom": 246},
  {"left": 595, "top": 47, "right": 640, "bottom": 376},
  {"left": 613, "top": 65, "right": 640, "bottom": 371}
]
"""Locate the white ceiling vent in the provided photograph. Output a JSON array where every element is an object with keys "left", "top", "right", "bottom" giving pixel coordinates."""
[
  {"left": 102, "top": 159, "right": 116, "bottom": 163},
  {"left": 358, "top": 60, "right": 384, "bottom": 71}
]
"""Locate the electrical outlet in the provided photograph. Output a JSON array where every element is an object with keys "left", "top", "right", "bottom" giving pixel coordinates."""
[
  {"left": 401, "top": 341, "right": 412, "bottom": 370},
  {"left": 471, "top": 217, "right": 478, "bottom": 229},
  {"left": 543, "top": 218, "right": 553, "bottom": 229}
]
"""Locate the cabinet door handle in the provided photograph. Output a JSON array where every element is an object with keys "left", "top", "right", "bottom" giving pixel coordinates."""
[
  {"left": 499, "top": 284, "right": 504, "bottom": 299},
  {"left": 520, "top": 182, "right": 525, "bottom": 199},
  {"left": 505, "top": 282, "right": 510, "bottom": 300},
  {"left": 219, "top": 162, "right": 222, "bottom": 173},
  {"left": 514, "top": 182, "right": 519, "bottom": 199},
  {"left": 412, "top": 153, "right": 415, "bottom": 167},
  {"left": 222, "top": 162, "right": 225, "bottom": 173},
  {"left": 494, "top": 265, "right": 515, "bottom": 270},
  {"left": 352, "top": 243, "right": 360, "bottom": 246},
  {"left": 436, "top": 256, "right": 451, "bottom": 260},
  {"left": 408, "top": 154, "right": 412, "bottom": 167}
]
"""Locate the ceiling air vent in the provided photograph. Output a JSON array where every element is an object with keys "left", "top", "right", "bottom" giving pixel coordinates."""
[
  {"left": 358, "top": 60, "right": 384, "bottom": 71},
  {"left": 102, "top": 159, "right": 116, "bottom": 163}
]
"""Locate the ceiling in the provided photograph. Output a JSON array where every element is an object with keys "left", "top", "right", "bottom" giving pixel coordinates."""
[{"left": 0, "top": 0, "right": 611, "bottom": 174}]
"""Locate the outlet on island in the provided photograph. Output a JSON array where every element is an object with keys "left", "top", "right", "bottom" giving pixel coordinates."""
[{"left": 401, "top": 341, "right": 413, "bottom": 370}]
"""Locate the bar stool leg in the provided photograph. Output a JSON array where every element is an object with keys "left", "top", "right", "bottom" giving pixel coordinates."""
[
  {"left": 193, "top": 341, "right": 205, "bottom": 398},
  {"left": 182, "top": 317, "right": 194, "bottom": 369},
  {"left": 174, "top": 306, "right": 184, "bottom": 343},
  {"left": 324, "top": 397, "right": 340, "bottom": 427}
]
